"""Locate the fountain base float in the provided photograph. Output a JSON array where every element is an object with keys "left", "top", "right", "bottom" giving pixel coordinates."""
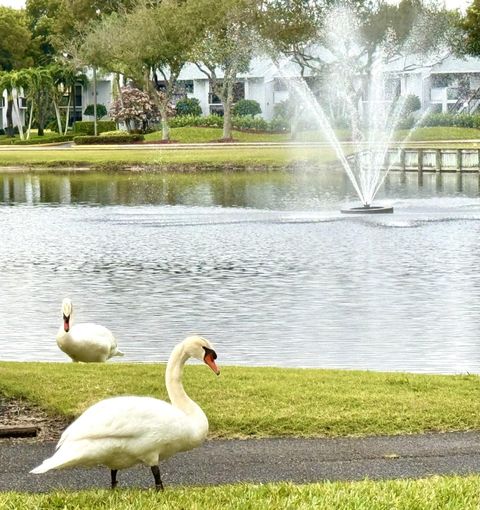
[{"left": 341, "top": 204, "right": 394, "bottom": 214}]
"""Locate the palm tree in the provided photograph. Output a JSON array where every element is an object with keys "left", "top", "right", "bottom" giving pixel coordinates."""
[
  {"left": 50, "top": 64, "right": 88, "bottom": 135},
  {"left": 20, "top": 67, "right": 54, "bottom": 138},
  {"left": 0, "top": 70, "right": 29, "bottom": 140}
]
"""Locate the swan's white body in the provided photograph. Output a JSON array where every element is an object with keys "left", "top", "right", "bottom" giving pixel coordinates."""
[
  {"left": 56, "top": 298, "right": 123, "bottom": 363},
  {"left": 31, "top": 336, "right": 219, "bottom": 488}
]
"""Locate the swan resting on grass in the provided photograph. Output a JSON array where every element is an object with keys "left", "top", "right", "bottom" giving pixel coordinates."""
[
  {"left": 56, "top": 298, "right": 124, "bottom": 362},
  {"left": 31, "top": 335, "right": 220, "bottom": 490}
]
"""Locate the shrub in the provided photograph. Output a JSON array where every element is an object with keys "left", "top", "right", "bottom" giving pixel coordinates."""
[
  {"left": 175, "top": 97, "right": 202, "bottom": 117},
  {"left": 418, "top": 113, "right": 480, "bottom": 129},
  {"left": 269, "top": 117, "right": 290, "bottom": 132},
  {"left": 84, "top": 103, "right": 108, "bottom": 119},
  {"left": 403, "top": 95, "right": 421, "bottom": 115},
  {"left": 73, "top": 121, "right": 117, "bottom": 136},
  {"left": 169, "top": 114, "right": 223, "bottom": 128},
  {"left": 99, "top": 130, "right": 121, "bottom": 136},
  {"left": 396, "top": 115, "right": 415, "bottom": 130},
  {"left": 73, "top": 133, "right": 144, "bottom": 145},
  {"left": 233, "top": 99, "right": 262, "bottom": 117},
  {"left": 13, "top": 135, "right": 75, "bottom": 145},
  {"left": 109, "top": 87, "right": 173, "bottom": 133},
  {"left": 232, "top": 115, "right": 268, "bottom": 131},
  {"left": 169, "top": 113, "right": 288, "bottom": 132}
]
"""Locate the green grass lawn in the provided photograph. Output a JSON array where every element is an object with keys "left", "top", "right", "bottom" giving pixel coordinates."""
[
  {"left": 147, "top": 126, "right": 480, "bottom": 144},
  {"left": 145, "top": 127, "right": 291, "bottom": 143},
  {"left": 2, "top": 476, "right": 480, "bottom": 509},
  {"left": 0, "top": 131, "right": 72, "bottom": 145},
  {"left": 0, "top": 146, "right": 336, "bottom": 168},
  {"left": 394, "top": 126, "right": 480, "bottom": 141},
  {"left": 2, "top": 126, "right": 479, "bottom": 148},
  {"left": 1, "top": 363, "right": 479, "bottom": 438},
  {"left": 0, "top": 126, "right": 478, "bottom": 171}
]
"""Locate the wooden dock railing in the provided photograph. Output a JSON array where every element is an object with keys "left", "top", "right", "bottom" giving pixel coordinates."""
[{"left": 383, "top": 148, "right": 480, "bottom": 173}]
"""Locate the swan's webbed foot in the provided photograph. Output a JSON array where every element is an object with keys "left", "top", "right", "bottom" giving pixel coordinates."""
[
  {"left": 111, "top": 469, "right": 118, "bottom": 489},
  {"left": 151, "top": 465, "right": 164, "bottom": 491}
]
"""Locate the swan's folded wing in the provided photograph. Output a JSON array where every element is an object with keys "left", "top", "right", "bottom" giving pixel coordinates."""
[{"left": 57, "top": 396, "right": 184, "bottom": 449}]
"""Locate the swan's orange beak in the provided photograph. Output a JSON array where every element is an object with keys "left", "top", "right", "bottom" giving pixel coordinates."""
[
  {"left": 63, "top": 315, "right": 70, "bottom": 332},
  {"left": 204, "top": 351, "right": 220, "bottom": 375}
]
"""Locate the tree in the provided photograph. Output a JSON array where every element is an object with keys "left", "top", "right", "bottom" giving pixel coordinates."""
[
  {"left": 259, "top": 0, "right": 461, "bottom": 138},
  {"left": 79, "top": 0, "right": 203, "bottom": 141},
  {"left": 462, "top": 0, "right": 480, "bottom": 56},
  {"left": 109, "top": 86, "right": 161, "bottom": 133},
  {"left": 49, "top": 63, "right": 88, "bottom": 135},
  {"left": 193, "top": 0, "right": 257, "bottom": 140},
  {"left": 20, "top": 66, "right": 54, "bottom": 138},
  {"left": 0, "top": 6, "right": 35, "bottom": 137},
  {"left": 0, "top": 7, "right": 34, "bottom": 71},
  {"left": 0, "top": 70, "right": 29, "bottom": 140},
  {"left": 25, "top": 0, "right": 62, "bottom": 64},
  {"left": 84, "top": 103, "right": 107, "bottom": 119}
]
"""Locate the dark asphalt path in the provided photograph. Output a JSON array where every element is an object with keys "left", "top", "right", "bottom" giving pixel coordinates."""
[{"left": 2, "top": 432, "right": 480, "bottom": 492}]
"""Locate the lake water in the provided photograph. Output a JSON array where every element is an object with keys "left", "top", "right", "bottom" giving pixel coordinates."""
[{"left": 1, "top": 169, "right": 480, "bottom": 374}]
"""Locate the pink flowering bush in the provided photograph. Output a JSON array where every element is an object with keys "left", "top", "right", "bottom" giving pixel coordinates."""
[{"left": 109, "top": 87, "right": 160, "bottom": 133}]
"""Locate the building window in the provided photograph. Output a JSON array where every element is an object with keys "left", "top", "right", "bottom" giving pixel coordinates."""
[
  {"left": 209, "top": 81, "right": 245, "bottom": 105},
  {"left": 0, "top": 97, "right": 4, "bottom": 108},
  {"left": 178, "top": 80, "right": 194, "bottom": 94},
  {"left": 274, "top": 78, "right": 288, "bottom": 92},
  {"left": 20, "top": 97, "right": 27, "bottom": 108},
  {"left": 233, "top": 82, "right": 245, "bottom": 102},
  {"left": 385, "top": 78, "right": 401, "bottom": 100},
  {"left": 75, "top": 85, "right": 83, "bottom": 107}
]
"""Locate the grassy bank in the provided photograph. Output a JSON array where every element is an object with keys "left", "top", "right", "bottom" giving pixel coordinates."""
[
  {"left": 2, "top": 476, "right": 480, "bottom": 509},
  {"left": 0, "top": 363, "right": 479, "bottom": 438},
  {"left": 0, "top": 146, "right": 335, "bottom": 169}
]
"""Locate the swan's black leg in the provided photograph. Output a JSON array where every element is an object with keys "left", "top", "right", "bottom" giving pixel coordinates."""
[
  {"left": 151, "top": 465, "right": 164, "bottom": 491},
  {"left": 111, "top": 469, "right": 118, "bottom": 489}
]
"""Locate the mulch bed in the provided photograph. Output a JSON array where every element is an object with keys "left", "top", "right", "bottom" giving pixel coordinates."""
[{"left": 0, "top": 397, "right": 69, "bottom": 443}]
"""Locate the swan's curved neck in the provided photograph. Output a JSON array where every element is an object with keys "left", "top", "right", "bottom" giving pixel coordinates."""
[{"left": 165, "top": 344, "right": 207, "bottom": 428}]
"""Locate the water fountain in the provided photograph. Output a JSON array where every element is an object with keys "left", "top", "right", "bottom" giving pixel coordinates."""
[{"left": 277, "top": 6, "right": 425, "bottom": 214}]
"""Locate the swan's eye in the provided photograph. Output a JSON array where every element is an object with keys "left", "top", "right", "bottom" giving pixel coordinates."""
[
  {"left": 63, "top": 314, "right": 70, "bottom": 321},
  {"left": 203, "top": 346, "right": 217, "bottom": 360}
]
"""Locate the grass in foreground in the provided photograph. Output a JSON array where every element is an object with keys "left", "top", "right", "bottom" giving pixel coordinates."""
[
  {"left": 2, "top": 476, "right": 480, "bottom": 510},
  {"left": 0, "top": 363, "right": 479, "bottom": 438}
]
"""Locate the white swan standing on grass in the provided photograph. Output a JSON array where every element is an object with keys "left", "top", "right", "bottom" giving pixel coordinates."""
[
  {"left": 56, "top": 298, "right": 124, "bottom": 362},
  {"left": 31, "top": 335, "right": 220, "bottom": 490}
]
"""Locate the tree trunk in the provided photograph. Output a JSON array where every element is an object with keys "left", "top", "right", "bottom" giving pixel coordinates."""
[
  {"left": 12, "top": 94, "right": 24, "bottom": 140},
  {"left": 222, "top": 83, "right": 234, "bottom": 140},
  {"left": 64, "top": 93, "right": 72, "bottom": 135},
  {"left": 161, "top": 108, "right": 170, "bottom": 141},
  {"left": 26, "top": 102, "right": 34, "bottom": 140},
  {"left": 37, "top": 105, "right": 45, "bottom": 136},
  {"left": 6, "top": 99, "right": 14, "bottom": 137},
  {"left": 93, "top": 66, "right": 98, "bottom": 136},
  {"left": 53, "top": 100, "right": 63, "bottom": 134}
]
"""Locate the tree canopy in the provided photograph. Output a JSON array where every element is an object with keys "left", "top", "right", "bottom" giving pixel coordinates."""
[
  {"left": 462, "top": 0, "right": 480, "bottom": 56},
  {"left": 0, "top": 7, "right": 34, "bottom": 71}
]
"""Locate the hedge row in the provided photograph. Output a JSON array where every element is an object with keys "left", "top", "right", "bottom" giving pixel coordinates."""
[
  {"left": 73, "top": 134, "right": 144, "bottom": 144},
  {"left": 0, "top": 135, "right": 74, "bottom": 145},
  {"left": 169, "top": 114, "right": 289, "bottom": 132},
  {"left": 397, "top": 112, "right": 480, "bottom": 130},
  {"left": 419, "top": 113, "right": 480, "bottom": 128},
  {"left": 73, "top": 121, "right": 117, "bottom": 135}
]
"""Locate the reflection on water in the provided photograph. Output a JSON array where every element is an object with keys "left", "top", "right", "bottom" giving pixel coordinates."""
[
  {"left": 1, "top": 169, "right": 480, "bottom": 374},
  {"left": 3, "top": 170, "right": 480, "bottom": 209}
]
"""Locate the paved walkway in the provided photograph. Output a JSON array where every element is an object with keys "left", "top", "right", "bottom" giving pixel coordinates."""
[
  {"left": 0, "top": 140, "right": 477, "bottom": 152},
  {"left": 1, "top": 431, "right": 480, "bottom": 492}
]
